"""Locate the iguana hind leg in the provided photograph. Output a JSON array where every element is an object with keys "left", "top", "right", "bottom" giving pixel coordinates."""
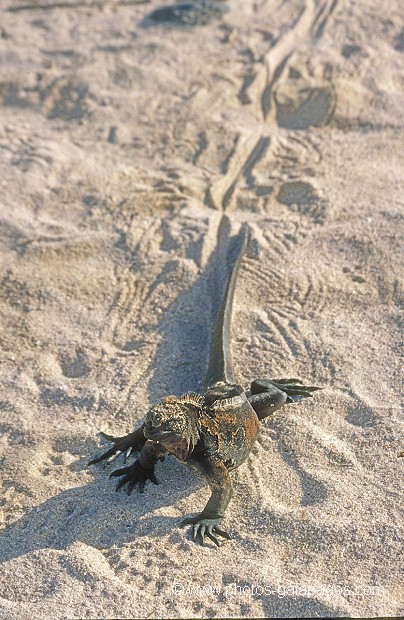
[
  {"left": 249, "top": 385, "right": 287, "bottom": 421},
  {"left": 249, "top": 378, "right": 321, "bottom": 421}
]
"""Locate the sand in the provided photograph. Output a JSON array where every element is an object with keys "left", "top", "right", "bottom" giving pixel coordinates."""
[{"left": 0, "top": 0, "right": 403, "bottom": 618}]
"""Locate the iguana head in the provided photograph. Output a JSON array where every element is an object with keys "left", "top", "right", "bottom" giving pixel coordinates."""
[{"left": 144, "top": 393, "right": 203, "bottom": 461}]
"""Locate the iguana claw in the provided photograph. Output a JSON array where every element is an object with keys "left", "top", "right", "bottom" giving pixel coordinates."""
[
  {"left": 181, "top": 516, "right": 231, "bottom": 547},
  {"left": 106, "top": 450, "right": 122, "bottom": 464},
  {"left": 110, "top": 460, "right": 158, "bottom": 494},
  {"left": 88, "top": 431, "right": 142, "bottom": 466}
]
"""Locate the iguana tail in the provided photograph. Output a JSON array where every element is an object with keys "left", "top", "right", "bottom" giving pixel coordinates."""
[{"left": 204, "top": 224, "right": 250, "bottom": 389}]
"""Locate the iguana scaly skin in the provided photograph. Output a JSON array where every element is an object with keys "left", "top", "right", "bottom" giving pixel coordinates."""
[{"left": 89, "top": 225, "right": 321, "bottom": 546}]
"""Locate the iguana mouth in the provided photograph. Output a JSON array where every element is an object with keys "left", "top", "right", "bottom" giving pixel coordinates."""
[{"left": 143, "top": 424, "right": 174, "bottom": 440}]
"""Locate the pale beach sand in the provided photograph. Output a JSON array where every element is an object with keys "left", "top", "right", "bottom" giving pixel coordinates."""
[{"left": 0, "top": 0, "right": 403, "bottom": 618}]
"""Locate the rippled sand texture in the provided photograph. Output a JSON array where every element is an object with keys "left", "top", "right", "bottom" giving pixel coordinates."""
[{"left": 0, "top": 0, "right": 403, "bottom": 618}]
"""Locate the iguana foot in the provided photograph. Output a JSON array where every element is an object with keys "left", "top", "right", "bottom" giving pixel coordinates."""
[
  {"left": 251, "top": 378, "right": 321, "bottom": 402},
  {"left": 88, "top": 431, "right": 143, "bottom": 466},
  {"left": 181, "top": 515, "right": 231, "bottom": 547},
  {"left": 110, "top": 459, "right": 158, "bottom": 494}
]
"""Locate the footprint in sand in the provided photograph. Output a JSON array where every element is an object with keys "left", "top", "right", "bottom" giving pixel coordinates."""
[
  {"left": 277, "top": 180, "right": 318, "bottom": 206},
  {"left": 275, "top": 86, "right": 336, "bottom": 129},
  {"left": 143, "top": 1, "right": 228, "bottom": 28}
]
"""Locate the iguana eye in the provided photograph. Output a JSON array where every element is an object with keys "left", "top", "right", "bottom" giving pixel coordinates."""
[{"left": 152, "top": 412, "right": 164, "bottom": 427}]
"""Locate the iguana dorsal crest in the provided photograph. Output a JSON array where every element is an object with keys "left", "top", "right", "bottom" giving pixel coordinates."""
[
  {"left": 161, "top": 393, "right": 203, "bottom": 409},
  {"left": 161, "top": 395, "right": 178, "bottom": 404},
  {"left": 178, "top": 392, "right": 204, "bottom": 408},
  {"left": 211, "top": 393, "right": 247, "bottom": 412}
]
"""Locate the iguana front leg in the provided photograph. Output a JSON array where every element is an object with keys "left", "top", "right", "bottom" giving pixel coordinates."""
[
  {"left": 181, "top": 456, "right": 233, "bottom": 546},
  {"left": 249, "top": 378, "right": 321, "bottom": 421},
  {"left": 88, "top": 424, "right": 147, "bottom": 466},
  {"left": 110, "top": 439, "right": 167, "bottom": 494}
]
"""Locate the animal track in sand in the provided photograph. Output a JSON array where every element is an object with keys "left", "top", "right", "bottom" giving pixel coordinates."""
[
  {"left": 239, "top": 0, "right": 340, "bottom": 122},
  {"left": 94, "top": 218, "right": 202, "bottom": 421},
  {"left": 394, "top": 28, "right": 404, "bottom": 51},
  {"left": 241, "top": 254, "right": 336, "bottom": 381},
  {"left": 275, "top": 85, "right": 336, "bottom": 129},
  {"left": 40, "top": 77, "right": 91, "bottom": 121},
  {"left": 0, "top": 80, "right": 30, "bottom": 108},
  {"left": 59, "top": 349, "right": 90, "bottom": 379},
  {"left": 143, "top": 1, "right": 228, "bottom": 28},
  {"left": 0, "top": 75, "right": 92, "bottom": 121},
  {"left": 256, "top": 220, "right": 301, "bottom": 257},
  {"left": 276, "top": 181, "right": 327, "bottom": 223},
  {"left": 277, "top": 181, "right": 318, "bottom": 206},
  {"left": 188, "top": 0, "right": 338, "bottom": 220},
  {"left": 286, "top": 271, "right": 329, "bottom": 315},
  {"left": 205, "top": 131, "right": 272, "bottom": 211},
  {"left": 244, "top": 303, "right": 307, "bottom": 370},
  {"left": 200, "top": 124, "right": 327, "bottom": 219},
  {"left": 341, "top": 44, "right": 362, "bottom": 59}
]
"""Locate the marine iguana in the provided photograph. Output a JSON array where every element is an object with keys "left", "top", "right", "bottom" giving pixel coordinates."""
[{"left": 89, "top": 225, "right": 320, "bottom": 546}]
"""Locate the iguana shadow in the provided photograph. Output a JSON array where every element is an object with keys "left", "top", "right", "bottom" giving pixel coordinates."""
[
  {"left": 0, "top": 219, "right": 242, "bottom": 563},
  {"left": 0, "top": 454, "right": 203, "bottom": 564},
  {"left": 145, "top": 214, "right": 241, "bottom": 401}
]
